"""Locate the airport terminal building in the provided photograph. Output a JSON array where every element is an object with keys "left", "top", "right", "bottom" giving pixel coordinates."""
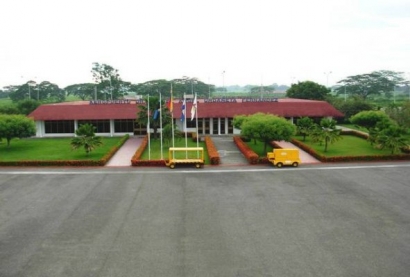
[{"left": 28, "top": 98, "right": 344, "bottom": 138}]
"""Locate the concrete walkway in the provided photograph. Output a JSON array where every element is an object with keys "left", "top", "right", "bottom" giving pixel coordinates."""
[
  {"left": 105, "top": 136, "right": 143, "bottom": 166},
  {"left": 211, "top": 136, "right": 249, "bottom": 165},
  {"left": 274, "top": 140, "right": 321, "bottom": 164}
]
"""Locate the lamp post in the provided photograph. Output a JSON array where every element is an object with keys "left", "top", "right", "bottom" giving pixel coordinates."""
[
  {"left": 108, "top": 76, "right": 113, "bottom": 100},
  {"left": 222, "top": 70, "right": 225, "bottom": 93},
  {"left": 324, "top": 71, "right": 332, "bottom": 87},
  {"left": 344, "top": 85, "right": 347, "bottom": 102},
  {"left": 27, "top": 81, "right": 36, "bottom": 100}
]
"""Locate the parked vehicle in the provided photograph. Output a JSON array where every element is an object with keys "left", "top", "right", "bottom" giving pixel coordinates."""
[
  {"left": 165, "top": 147, "right": 204, "bottom": 169},
  {"left": 267, "top": 149, "right": 301, "bottom": 168}
]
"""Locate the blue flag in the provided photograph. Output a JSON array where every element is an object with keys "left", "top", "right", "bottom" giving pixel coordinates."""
[
  {"left": 180, "top": 99, "right": 186, "bottom": 122},
  {"left": 153, "top": 109, "right": 159, "bottom": 120}
]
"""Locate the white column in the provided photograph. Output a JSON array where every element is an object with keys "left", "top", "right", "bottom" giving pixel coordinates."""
[{"left": 110, "top": 119, "right": 115, "bottom": 137}]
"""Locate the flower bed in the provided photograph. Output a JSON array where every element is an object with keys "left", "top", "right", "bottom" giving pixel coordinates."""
[
  {"left": 233, "top": 136, "right": 258, "bottom": 164},
  {"left": 205, "top": 136, "right": 220, "bottom": 165}
]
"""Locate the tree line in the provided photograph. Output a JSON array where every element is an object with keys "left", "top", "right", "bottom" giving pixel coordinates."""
[{"left": 0, "top": 63, "right": 217, "bottom": 104}]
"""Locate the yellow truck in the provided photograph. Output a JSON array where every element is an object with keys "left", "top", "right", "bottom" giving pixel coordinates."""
[
  {"left": 267, "top": 149, "right": 301, "bottom": 168},
  {"left": 165, "top": 147, "right": 204, "bottom": 169}
]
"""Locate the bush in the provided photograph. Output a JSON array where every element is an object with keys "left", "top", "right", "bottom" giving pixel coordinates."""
[
  {"left": 205, "top": 136, "right": 220, "bottom": 165},
  {"left": 233, "top": 136, "right": 258, "bottom": 164}
]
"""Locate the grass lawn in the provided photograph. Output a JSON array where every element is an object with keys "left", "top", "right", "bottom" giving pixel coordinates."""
[
  {"left": 294, "top": 135, "right": 394, "bottom": 156},
  {"left": 244, "top": 135, "right": 396, "bottom": 158},
  {"left": 0, "top": 98, "right": 13, "bottom": 107},
  {"left": 245, "top": 140, "right": 274, "bottom": 156},
  {"left": 140, "top": 138, "right": 210, "bottom": 164},
  {"left": 0, "top": 137, "right": 124, "bottom": 161}
]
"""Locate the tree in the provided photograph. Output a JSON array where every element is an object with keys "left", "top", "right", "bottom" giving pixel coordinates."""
[
  {"left": 239, "top": 113, "right": 296, "bottom": 153},
  {"left": 296, "top": 117, "right": 314, "bottom": 141},
  {"left": 0, "top": 114, "right": 36, "bottom": 147},
  {"left": 134, "top": 77, "right": 215, "bottom": 99},
  {"left": 91, "top": 62, "right": 124, "bottom": 100},
  {"left": 9, "top": 81, "right": 65, "bottom": 102},
  {"left": 385, "top": 101, "right": 410, "bottom": 129},
  {"left": 335, "top": 70, "right": 407, "bottom": 100},
  {"left": 319, "top": 118, "right": 342, "bottom": 152},
  {"left": 331, "top": 97, "right": 374, "bottom": 122},
  {"left": 16, "top": 99, "right": 41, "bottom": 115},
  {"left": 65, "top": 83, "right": 96, "bottom": 100},
  {"left": 377, "top": 126, "right": 409, "bottom": 154},
  {"left": 286, "top": 81, "right": 330, "bottom": 100},
  {"left": 250, "top": 85, "right": 276, "bottom": 95},
  {"left": 349, "top": 110, "right": 393, "bottom": 131},
  {"left": 37, "top": 81, "right": 65, "bottom": 102},
  {"left": 136, "top": 96, "right": 171, "bottom": 139},
  {"left": 70, "top": 123, "right": 103, "bottom": 155}
]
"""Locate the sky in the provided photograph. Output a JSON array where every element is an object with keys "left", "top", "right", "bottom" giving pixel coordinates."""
[{"left": 1, "top": 0, "right": 410, "bottom": 89}]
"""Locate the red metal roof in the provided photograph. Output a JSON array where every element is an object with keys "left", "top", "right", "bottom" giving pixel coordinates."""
[{"left": 28, "top": 99, "right": 344, "bottom": 120}]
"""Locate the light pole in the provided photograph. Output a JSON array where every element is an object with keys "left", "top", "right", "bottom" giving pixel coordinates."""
[
  {"left": 222, "top": 71, "right": 225, "bottom": 93},
  {"left": 108, "top": 76, "right": 113, "bottom": 100},
  {"left": 344, "top": 85, "right": 347, "bottom": 102},
  {"left": 324, "top": 71, "right": 332, "bottom": 87},
  {"left": 37, "top": 84, "right": 40, "bottom": 100},
  {"left": 27, "top": 81, "right": 36, "bottom": 100}
]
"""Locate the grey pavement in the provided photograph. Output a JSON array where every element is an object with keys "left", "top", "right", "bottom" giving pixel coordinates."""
[
  {"left": 1, "top": 163, "right": 410, "bottom": 276},
  {"left": 211, "top": 136, "right": 249, "bottom": 165}
]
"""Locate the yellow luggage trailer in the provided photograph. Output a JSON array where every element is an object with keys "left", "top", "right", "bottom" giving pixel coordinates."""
[
  {"left": 165, "top": 147, "right": 205, "bottom": 169},
  {"left": 267, "top": 149, "right": 301, "bottom": 168}
]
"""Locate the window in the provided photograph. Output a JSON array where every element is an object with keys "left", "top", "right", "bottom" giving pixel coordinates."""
[
  {"left": 186, "top": 119, "right": 197, "bottom": 128},
  {"left": 114, "top": 119, "right": 134, "bottom": 133},
  {"left": 44, "top": 120, "right": 75, "bottom": 134},
  {"left": 78, "top": 120, "right": 110, "bottom": 133}
]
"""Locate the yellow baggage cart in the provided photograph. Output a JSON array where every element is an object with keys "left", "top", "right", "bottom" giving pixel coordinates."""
[{"left": 165, "top": 147, "right": 204, "bottom": 169}]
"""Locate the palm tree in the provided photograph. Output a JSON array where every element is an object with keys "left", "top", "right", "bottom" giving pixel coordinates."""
[
  {"left": 377, "top": 126, "right": 409, "bottom": 154},
  {"left": 296, "top": 117, "right": 314, "bottom": 141},
  {"left": 71, "top": 124, "right": 103, "bottom": 155},
  {"left": 320, "top": 118, "right": 342, "bottom": 152}
]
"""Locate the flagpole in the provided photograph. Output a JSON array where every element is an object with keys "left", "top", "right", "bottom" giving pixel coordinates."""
[
  {"left": 171, "top": 83, "right": 175, "bottom": 149},
  {"left": 184, "top": 93, "right": 187, "bottom": 158},
  {"left": 195, "top": 93, "right": 199, "bottom": 148},
  {"left": 159, "top": 91, "right": 163, "bottom": 160},
  {"left": 147, "top": 95, "right": 151, "bottom": 160}
]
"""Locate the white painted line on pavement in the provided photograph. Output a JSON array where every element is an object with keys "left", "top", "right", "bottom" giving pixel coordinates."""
[{"left": 0, "top": 163, "right": 409, "bottom": 175}]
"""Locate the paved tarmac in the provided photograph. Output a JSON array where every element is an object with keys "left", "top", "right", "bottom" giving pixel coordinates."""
[{"left": 1, "top": 163, "right": 410, "bottom": 276}]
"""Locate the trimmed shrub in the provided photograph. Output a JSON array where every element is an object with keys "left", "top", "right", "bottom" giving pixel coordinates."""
[
  {"left": 205, "top": 136, "right": 220, "bottom": 165},
  {"left": 233, "top": 136, "right": 258, "bottom": 164}
]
